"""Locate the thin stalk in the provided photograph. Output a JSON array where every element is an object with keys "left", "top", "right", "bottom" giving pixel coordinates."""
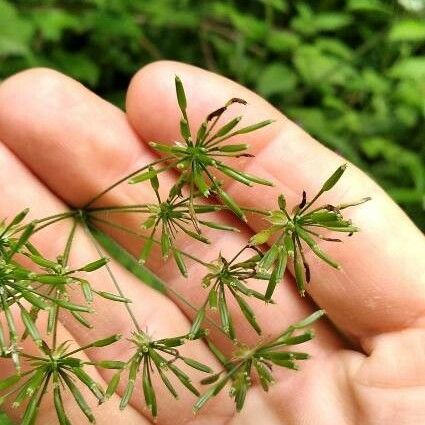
[
  {"left": 81, "top": 221, "right": 142, "bottom": 333},
  {"left": 89, "top": 215, "right": 211, "bottom": 268},
  {"left": 87, "top": 205, "right": 151, "bottom": 213},
  {"left": 52, "top": 219, "right": 78, "bottom": 349},
  {"left": 83, "top": 156, "right": 173, "bottom": 209},
  {"left": 299, "top": 191, "right": 323, "bottom": 216},
  {"left": 87, "top": 217, "right": 230, "bottom": 338},
  {"left": 62, "top": 219, "right": 77, "bottom": 266},
  {"left": 33, "top": 215, "right": 74, "bottom": 234},
  {"left": 10, "top": 212, "right": 76, "bottom": 236},
  {"left": 89, "top": 203, "right": 268, "bottom": 219}
]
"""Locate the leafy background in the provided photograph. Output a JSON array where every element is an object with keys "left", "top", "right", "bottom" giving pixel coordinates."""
[
  {"left": 0, "top": 1, "right": 424, "bottom": 423},
  {"left": 0, "top": 0, "right": 424, "bottom": 232}
]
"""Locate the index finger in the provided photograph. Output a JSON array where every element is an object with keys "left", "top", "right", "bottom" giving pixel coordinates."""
[{"left": 126, "top": 61, "right": 425, "bottom": 343}]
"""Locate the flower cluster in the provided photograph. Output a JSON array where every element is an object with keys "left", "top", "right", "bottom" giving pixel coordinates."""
[
  {"left": 194, "top": 310, "right": 324, "bottom": 412},
  {"left": 116, "top": 331, "right": 212, "bottom": 417},
  {"left": 250, "top": 165, "right": 370, "bottom": 298},
  {"left": 0, "top": 336, "right": 120, "bottom": 425},
  {"left": 189, "top": 248, "right": 269, "bottom": 340},
  {"left": 0, "top": 76, "right": 370, "bottom": 423}
]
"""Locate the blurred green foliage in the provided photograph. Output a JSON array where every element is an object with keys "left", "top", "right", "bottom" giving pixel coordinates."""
[
  {"left": 0, "top": 0, "right": 424, "bottom": 228},
  {"left": 0, "top": 412, "right": 12, "bottom": 425}
]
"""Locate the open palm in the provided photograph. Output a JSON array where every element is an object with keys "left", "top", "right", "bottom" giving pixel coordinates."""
[{"left": 0, "top": 61, "right": 424, "bottom": 425}]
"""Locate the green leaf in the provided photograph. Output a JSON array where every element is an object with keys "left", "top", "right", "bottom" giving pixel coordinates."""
[
  {"left": 293, "top": 45, "right": 355, "bottom": 86},
  {"left": 92, "top": 334, "right": 122, "bottom": 347},
  {"left": 313, "top": 13, "right": 353, "bottom": 32},
  {"left": 389, "top": 57, "right": 425, "bottom": 81},
  {"left": 258, "top": 244, "right": 279, "bottom": 272},
  {"left": 193, "top": 387, "right": 215, "bottom": 413},
  {"left": 389, "top": 19, "right": 425, "bottom": 42},
  {"left": 217, "top": 164, "right": 253, "bottom": 186},
  {"left": 208, "top": 288, "right": 218, "bottom": 309},
  {"left": 213, "top": 116, "right": 242, "bottom": 139},
  {"left": 54, "top": 300, "right": 92, "bottom": 313},
  {"left": 218, "top": 289, "right": 235, "bottom": 339},
  {"left": 61, "top": 372, "right": 95, "bottom": 423},
  {"left": 8, "top": 221, "right": 36, "bottom": 259},
  {"left": 72, "top": 368, "right": 104, "bottom": 402},
  {"left": 320, "top": 164, "right": 347, "bottom": 192},
  {"left": 120, "top": 379, "right": 135, "bottom": 410},
  {"left": 231, "top": 120, "right": 274, "bottom": 136},
  {"left": 291, "top": 310, "right": 326, "bottom": 329},
  {"left": 8, "top": 208, "right": 29, "bottom": 228},
  {"left": 216, "top": 186, "right": 246, "bottom": 222},
  {"left": 198, "top": 220, "right": 237, "bottom": 232},
  {"left": 267, "top": 29, "right": 300, "bottom": 53},
  {"left": 160, "top": 231, "right": 171, "bottom": 258},
  {"left": 129, "top": 168, "right": 160, "bottom": 184},
  {"left": 139, "top": 236, "right": 154, "bottom": 264},
  {"left": 188, "top": 307, "right": 205, "bottom": 340},
  {"left": 254, "top": 360, "right": 274, "bottom": 391},
  {"left": 97, "top": 360, "right": 126, "bottom": 370},
  {"left": 155, "top": 336, "right": 185, "bottom": 347},
  {"left": 280, "top": 331, "right": 315, "bottom": 346},
  {"left": 0, "top": 375, "right": 20, "bottom": 391},
  {"left": 21, "top": 388, "right": 42, "bottom": 425},
  {"left": 172, "top": 247, "right": 188, "bottom": 277},
  {"left": 216, "top": 144, "right": 248, "bottom": 152},
  {"left": 0, "top": 1, "right": 34, "bottom": 56},
  {"left": 278, "top": 194, "right": 286, "bottom": 211},
  {"left": 31, "top": 9, "right": 79, "bottom": 42},
  {"left": 20, "top": 290, "right": 48, "bottom": 310},
  {"left": 175, "top": 75, "right": 187, "bottom": 116},
  {"left": 265, "top": 247, "right": 287, "bottom": 300},
  {"left": 167, "top": 362, "right": 200, "bottom": 396},
  {"left": 233, "top": 293, "right": 261, "bottom": 334},
  {"left": 180, "top": 118, "right": 191, "bottom": 140},
  {"left": 0, "top": 412, "right": 13, "bottom": 425},
  {"left": 53, "top": 51, "right": 100, "bottom": 86},
  {"left": 106, "top": 372, "right": 121, "bottom": 400},
  {"left": 96, "top": 291, "right": 131, "bottom": 303},
  {"left": 21, "top": 309, "right": 42, "bottom": 347},
  {"left": 196, "top": 122, "right": 208, "bottom": 143},
  {"left": 259, "top": 351, "right": 309, "bottom": 361},
  {"left": 28, "top": 254, "right": 58, "bottom": 270},
  {"left": 33, "top": 274, "right": 70, "bottom": 285},
  {"left": 250, "top": 229, "right": 272, "bottom": 245},
  {"left": 294, "top": 248, "right": 306, "bottom": 296},
  {"left": 193, "top": 161, "right": 211, "bottom": 196},
  {"left": 347, "top": 0, "right": 391, "bottom": 14},
  {"left": 257, "top": 64, "right": 298, "bottom": 97},
  {"left": 182, "top": 357, "right": 213, "bottom": 373},
  {"left": 53, "top": 384, "right": 71, "bottom": 425},
  {"left": 78, "top": 257, "right": 109, "bottom": 272},
  {"left": 296, "top": 226, "right": 340, "bottom": 269}
]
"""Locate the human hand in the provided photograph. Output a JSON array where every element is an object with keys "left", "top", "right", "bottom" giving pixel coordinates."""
[{"left": 0, "top": 61, "right": 424, "bottom": 424}]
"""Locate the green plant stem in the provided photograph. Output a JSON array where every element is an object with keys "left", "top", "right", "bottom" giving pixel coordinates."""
[
  {"left": 87, "top": 217, "right": 231, "bottom": 339},
  {"left": 10, "top": 212, "right": 76, "bottom": 236},
  {"left": 52, "top": 219, "right": 78, "bottom": 349},
  {"left": 87, "top": 205, "right": 151, "bottom": 213},
  {"left": 81, "top": 221, "right": 142, "bottom": 333},
  {"left": 87, "top": 203, "right": 268, "bottom": 216},
  {"left": 89, "top": 215, "right": 211, "bottom": 267},
  {"left": 83, "top": 156, "right": 173, "bottom": 209},
  {"left": 62, "top": 219, "right": 78, "bottom": 266}
]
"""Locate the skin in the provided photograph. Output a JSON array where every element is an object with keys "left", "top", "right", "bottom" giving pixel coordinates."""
[{"left": 0, "top": 61, "right": 424, "bottom": 425}]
